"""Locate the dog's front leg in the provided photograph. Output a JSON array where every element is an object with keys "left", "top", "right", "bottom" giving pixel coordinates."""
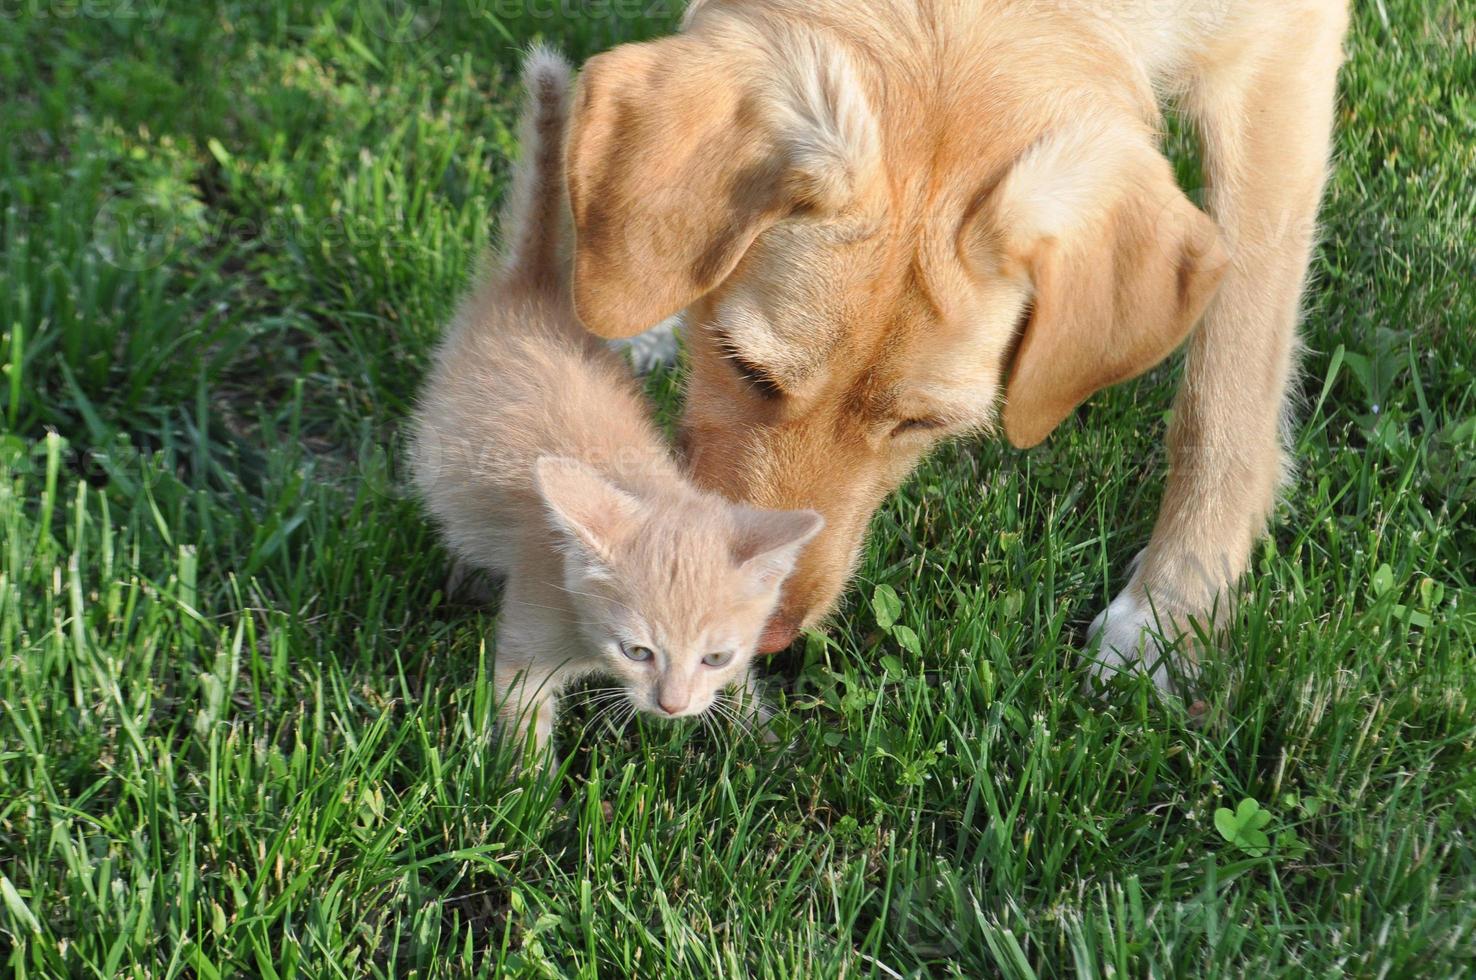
[{"left": 1089, "top": 2, "right": 1350, "bottom": 689}]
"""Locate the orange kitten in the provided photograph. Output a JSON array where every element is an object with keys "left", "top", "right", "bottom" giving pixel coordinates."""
[{"left": 408, "top": 48, "right": 821, "bottom": 757}]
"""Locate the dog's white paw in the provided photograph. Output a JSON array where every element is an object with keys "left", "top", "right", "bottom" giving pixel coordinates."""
[
  {"left": 1085, "top": 591, "right": 1176, "bottom": 691},
  {"left": 609, "top": 314, "right": 682, "bottom": 374}
]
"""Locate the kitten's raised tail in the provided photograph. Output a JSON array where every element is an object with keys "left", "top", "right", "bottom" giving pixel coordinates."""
[{"left": 498, "top": 45, "right": 574, "bottom": 295}]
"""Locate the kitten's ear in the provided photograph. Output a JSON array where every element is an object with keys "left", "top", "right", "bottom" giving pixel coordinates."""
[
  {"left": 534, "top": 456, "right": 643, "bottom": 565},
  {"left": 732, "top": 508, "right": 824, "bottom": 587}
]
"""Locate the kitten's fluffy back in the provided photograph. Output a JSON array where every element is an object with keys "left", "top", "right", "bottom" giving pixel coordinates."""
[
  {"left": 407, "top": 47, "right": 822, "bottom": 747},
  {"left": 412, "top": 289, "right": 678, "bottom": 573},
  {"left": 409, "top": 47, "right": 679, "bottom": 573}
]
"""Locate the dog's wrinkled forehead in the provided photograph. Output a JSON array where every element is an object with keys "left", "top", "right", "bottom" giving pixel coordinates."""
[
  {"left": 714, "top": 253, "right": 847, "bottom": 382},
  {"left": 707, "top": 212, "right": 900, "bottom": 380},
  {"left": 704, "top": 202, "right": 1022, "bottom": 418}
]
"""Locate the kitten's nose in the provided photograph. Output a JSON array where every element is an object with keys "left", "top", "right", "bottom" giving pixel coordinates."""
[{"left": 657, "top": 697, "right": 687, "bottom": 716}]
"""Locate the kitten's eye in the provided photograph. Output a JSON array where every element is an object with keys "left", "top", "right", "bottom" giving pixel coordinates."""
[
  {"left": 621, "top": 643, "right": 654, "bottom": 663},
  {"left": 701, "top": 651, "right": 734, "bottom": 668}
]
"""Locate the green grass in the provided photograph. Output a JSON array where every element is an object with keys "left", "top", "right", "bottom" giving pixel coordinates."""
[{"left": 2, "top": 1, "right": 1473, "bottom": 975}]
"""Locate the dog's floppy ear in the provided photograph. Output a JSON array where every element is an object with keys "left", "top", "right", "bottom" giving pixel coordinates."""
[
  {"left": 567, "top": 33, "right": 878, "bottom": 339},
  {"left": 972, "top": 120, "right": 1228, "bottom": 448}
]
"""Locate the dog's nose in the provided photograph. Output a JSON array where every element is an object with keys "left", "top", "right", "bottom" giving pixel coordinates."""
[{"left": 758, "top": 617, "right": 801, "bottom": 655}]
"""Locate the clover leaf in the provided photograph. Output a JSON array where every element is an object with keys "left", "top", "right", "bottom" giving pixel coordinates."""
[{"left": 1214, "top": 797, "right": 1274, "bottom": 857}]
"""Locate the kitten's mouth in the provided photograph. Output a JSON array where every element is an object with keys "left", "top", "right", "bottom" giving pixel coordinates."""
[{"left": 646, "top": 703, "right": 706, "bottom": 719}]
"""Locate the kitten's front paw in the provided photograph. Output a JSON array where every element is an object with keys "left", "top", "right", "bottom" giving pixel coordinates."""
[
  {"left": 732, "top": 676, "right": 780, "bottom": 743},
  {"left": 500, "top": 725, "right": 557, "bottom": 771}
]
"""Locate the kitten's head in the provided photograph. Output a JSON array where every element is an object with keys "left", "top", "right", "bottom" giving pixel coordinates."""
[{"left": 534, "top": 456, "right": 823, "bottom": 719}]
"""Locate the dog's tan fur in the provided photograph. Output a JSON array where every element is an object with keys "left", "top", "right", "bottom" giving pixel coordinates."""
[{"left": 565, "top": 0, "right": 1349, "bottom": 682}]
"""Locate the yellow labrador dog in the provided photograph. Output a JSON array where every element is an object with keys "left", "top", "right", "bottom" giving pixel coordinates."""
[{"left": 565, "top": 0, "right": 1349, "bottom": 688}]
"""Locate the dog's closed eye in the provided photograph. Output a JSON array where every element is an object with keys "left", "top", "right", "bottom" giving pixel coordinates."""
[
  {"left": 890, "top": 417, "right": 947, "bottom": 437},
  {"left": 719, "top": 338, "right": 785, "bottom": 400}
]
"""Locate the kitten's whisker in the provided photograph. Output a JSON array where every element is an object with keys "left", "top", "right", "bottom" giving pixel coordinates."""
[
  {"left": 707, "top": 700, "right": 736, "bottom": 732},
  {"left": 732, "top": 688, "right": 764, "bottom": 722},
  {"left": 721, "top": 712, "right": 749, "bottom": 737},
  {"left": 564, "top": 686, "right": 626, "bottom": 705},
  {"left": 587, "top": 701, "right": 617, "bottom": 733},
  {"left": 729, "top": 686, "right": 762, "bottom": 717},
  {"left": 714, "top": 695, "right": 756, "bottom": 736},
  {"left": 728, "top": 708, "right": 754, "bottom": 737},
  {"left": 576, "top": 697, "right": 629, "bottom": 719},
  {"left": 586, "top": 697, "right": 631, "bottom": 733},
  {"left": 575, "top": 699, "right": 622, "bottom": 717},
  {"left": 503, "top": 600, "right": 572, "bottom": 614},
  {"left": 542, "top": 581, "right": 643, "bottom": 620},
  {"left": 711, "top": 708, "right": 734, "bottom": 744},
  {"left": 599, "top": 694, "right": 632, "bottom": 717},
  {"left": 615, "top": 703, "right": 637, "bottom": 739},
  {"left": 565, "top": 685, "right": 628, "bottom": 701}
]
